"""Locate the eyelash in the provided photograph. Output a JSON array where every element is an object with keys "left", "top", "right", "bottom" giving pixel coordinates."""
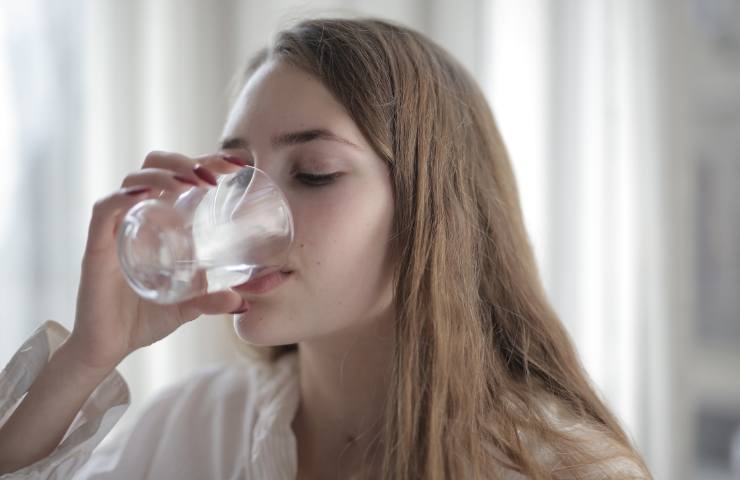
[{"left": 295, "top": 172, "right": 340, "bottom": 187}]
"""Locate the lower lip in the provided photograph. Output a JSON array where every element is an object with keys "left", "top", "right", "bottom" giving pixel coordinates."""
[{"left": 234, "top": 270, "right": 292, "bottom": 294}]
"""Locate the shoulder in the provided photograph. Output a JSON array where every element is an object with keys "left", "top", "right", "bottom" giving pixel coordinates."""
[
  {"left": 76, "top": 353, "right": 300, "bottom": 478},
  {"left": 105, "top": 353, "right": 298, "bottom": 450},
  {"left": 146, "top": 352, "right": 299, "bottom": 420},
  {"left": 524, "top": 393, "right": 651, "bottom": 479}
]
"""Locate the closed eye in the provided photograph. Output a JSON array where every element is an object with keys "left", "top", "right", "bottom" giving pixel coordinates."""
[{"left": 295, "top": 172, "right": 342, "bottom": 187}]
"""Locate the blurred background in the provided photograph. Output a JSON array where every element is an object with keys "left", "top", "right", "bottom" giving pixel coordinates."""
[{"left": 1, "top": 1, "right": 739, "bottom": 478}]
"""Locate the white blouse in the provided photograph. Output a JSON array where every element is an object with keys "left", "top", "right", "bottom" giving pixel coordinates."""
[
  {"left": 0, "top": 321, "right": 648, "bottom": 479},
  {"left": 0, "top": 320, "right": 300, "bottom": 479}
]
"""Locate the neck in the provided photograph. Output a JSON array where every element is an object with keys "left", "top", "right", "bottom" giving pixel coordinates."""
[{"left": 291, "top": 309, "right": 395, "bottom": 479}]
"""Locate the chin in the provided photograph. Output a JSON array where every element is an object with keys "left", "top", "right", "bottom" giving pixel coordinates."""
[{"left": 232, "top": 310, "right": 297, "bottom": 347}]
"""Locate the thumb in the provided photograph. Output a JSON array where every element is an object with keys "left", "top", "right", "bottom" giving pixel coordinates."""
[{"left": 178, "top": 290, "right": 249, "bottom": 319}]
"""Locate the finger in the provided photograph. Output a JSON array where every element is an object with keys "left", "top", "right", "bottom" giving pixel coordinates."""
[
  {"left": 85, "top": 186, "right": 154, "bottom": 254},
  {"left": 138, "top": 151, "right": 213, "bottom": 187},
  {"left": 142, "top": 151, "right": 249, "bottom": 179},
  {"left": 141, "top": 150, "right": 196, "bottom": 171},
  {"left": 120, "top": 167, "right": 202, "bottom": 191},
  {"left": 190, "top": 160, "right": 244, "bottom": 187},
  {"left": 193, "top": 152, "right": 253, "bottom": 175},
  {"left": 177, "top": 290, "right": 249, "bottom": 320}
]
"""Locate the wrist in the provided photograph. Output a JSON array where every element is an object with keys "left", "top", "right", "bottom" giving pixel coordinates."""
[{"left": 51, "top": 339, "right": 119, "bottom": 385}]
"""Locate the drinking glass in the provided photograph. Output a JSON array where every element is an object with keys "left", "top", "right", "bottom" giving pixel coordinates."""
[{"left": 116, "top": 165, "right": 293, "bottom": 304}]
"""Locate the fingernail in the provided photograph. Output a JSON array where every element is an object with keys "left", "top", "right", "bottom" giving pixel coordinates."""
[
  {"left": 221, "top": 154, "right": 249, "bottom": 167},
  {"left": 173, "top": 174, "right": 200, "bottom": 186},
  {"left": 123, "top": 187, "right": 151, "bottom": 196},
  {"left": 193, "top": 164, "right": 218, "bottom": 186},
  {"left": 229, "top": 299, "right": 249, "bottom": 314}
]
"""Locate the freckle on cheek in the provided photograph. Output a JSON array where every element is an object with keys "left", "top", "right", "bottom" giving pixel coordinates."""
[{"left": 300, "top": 243, "right": 304, "bottom": 248}]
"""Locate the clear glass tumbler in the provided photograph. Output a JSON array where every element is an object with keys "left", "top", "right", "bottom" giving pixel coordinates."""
[{"left": 116, "top": 165, "right": 293, "bottom": 304}]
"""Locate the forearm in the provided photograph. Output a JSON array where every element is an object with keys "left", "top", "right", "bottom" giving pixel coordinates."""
[{"left": 0, "top": 339, "right": 115, "bottom": 474}]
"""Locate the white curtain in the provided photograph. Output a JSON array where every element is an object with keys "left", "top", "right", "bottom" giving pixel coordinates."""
[
  {"left": 481, "top": 1, "right": 669, "bottom": 477},
  {"left": 0, "top": 0, "right": 671, "bottom": 476}
]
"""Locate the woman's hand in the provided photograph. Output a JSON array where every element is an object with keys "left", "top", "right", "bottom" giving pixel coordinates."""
[{"left": 64, "top": 151, "right": 250, "bottom": 373}]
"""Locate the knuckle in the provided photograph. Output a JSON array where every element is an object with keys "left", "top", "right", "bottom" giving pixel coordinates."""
[
  {"left": 120, "top": 172, "right": 139, "bottom": 187},
  {"left": 92, "top": 197, "right": 107, "bottom": 213},
  {"left": 142, "top": 150, "right": 165, "bottom": 168}
]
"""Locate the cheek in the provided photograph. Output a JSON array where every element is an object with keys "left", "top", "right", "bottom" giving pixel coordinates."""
[
  {"left": 291, "top": 183, "right": 394, "bottom": 308},
  {"left": 233, "top": 180, "right": 395, "bottom": 345}
]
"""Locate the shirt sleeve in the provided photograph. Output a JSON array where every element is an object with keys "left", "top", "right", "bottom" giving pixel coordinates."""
[{"left": 0, "top": 320, "right": 130, "bottom": 479}]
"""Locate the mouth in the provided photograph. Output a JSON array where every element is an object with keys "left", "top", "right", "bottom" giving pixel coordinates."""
[{"left": 233, "top": 269, "right": 293, "bottom": 294}]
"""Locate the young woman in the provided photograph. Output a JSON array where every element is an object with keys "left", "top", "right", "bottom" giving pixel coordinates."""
[{"left": 0, "top": 17, "right": 652, "bottom": 479}]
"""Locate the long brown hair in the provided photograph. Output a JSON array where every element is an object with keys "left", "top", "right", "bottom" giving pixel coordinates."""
[{"left": 227, "top": 17, "right": 652, "bottom": 479}]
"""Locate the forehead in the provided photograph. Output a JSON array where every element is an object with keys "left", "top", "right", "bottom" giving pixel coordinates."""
[{"left": 221, "top": 60, "right": 366, "bottom": 150}]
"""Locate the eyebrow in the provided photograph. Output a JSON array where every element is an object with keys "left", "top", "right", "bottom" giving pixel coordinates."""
[{"left": 219, "top": 128, "right": 361, "bottom": 151}]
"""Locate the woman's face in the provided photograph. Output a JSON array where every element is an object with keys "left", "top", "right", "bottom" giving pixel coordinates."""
[{"left": 220, "top": 60, "right": 396, "bottom": 346}]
